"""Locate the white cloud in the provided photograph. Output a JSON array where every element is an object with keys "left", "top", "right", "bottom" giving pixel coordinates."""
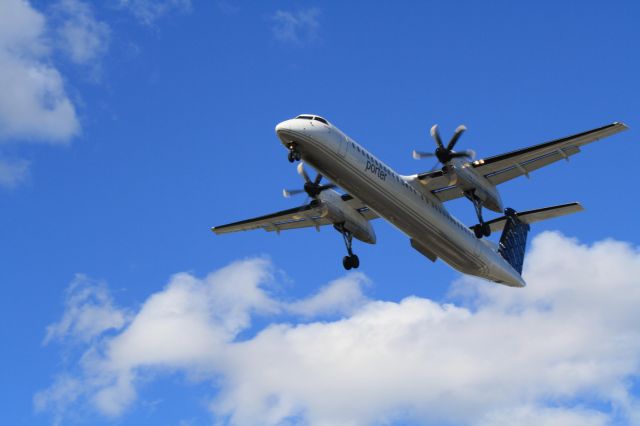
[
  {"left": 117, "top": 0, "right": 192, "bottom": 25},
  {"left": 0, "top": 0, "right": 79, "bottom": 143},
  {"left": 0, "top": 0, "right": 112, "bottom": 188},
  {"left": 476, "top": 405, "right": 610, "bottom": 426},
  {"left": 271, "top": 8, "right": 321, "bottom": 45},
  {"left": 54, "top": 0, "right": 110, "bottom": 66},
  {"left": 44, "top": 274, "right": 127, "bottom": 345},
  {"left": 0, "top": 157, "right": 30, "bottom": 188},
  {"left": 33, "top": 374, "right": 83, "bottom": 426},
  {"left": 37, "top": 233, "right": 640, "bottom": 425},
  {"left": 286, "top": 273, "right": 369, "bottom": 318}
]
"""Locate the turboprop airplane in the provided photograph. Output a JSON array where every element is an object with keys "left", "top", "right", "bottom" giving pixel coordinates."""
[{"left": 213, "top": 115, "right": 628, "bottom": 287}]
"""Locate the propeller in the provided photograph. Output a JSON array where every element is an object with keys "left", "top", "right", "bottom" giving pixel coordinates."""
[
  {"left": 412, "top": 124, "right": 475, "bottom": 165},
  {"left": 283, "top": 162, "right": 336, "bottom": 199}
]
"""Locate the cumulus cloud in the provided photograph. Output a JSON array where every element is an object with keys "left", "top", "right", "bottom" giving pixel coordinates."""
[
  {"left": 0, "top": 0, "right": 79, "bottom": 143},
  {"left": 53, "top": 0, "right": 110, "bottom": 66},
  {"left": 0, "top": 157, "right": 30, "bottom": 188},
  {"left": 117, "top": 0, "right": 192, "bottom": 25},
  {"left": 0, "top": 0, "right": 111, "bottom": 188},
  {"left": 44, "top": 274, "right": 127, "bottom": 345},
  {"left": 36, "top": 233, "right": 640, "bottom": 425},
  {"left": 271, "top": 8, "right": 321, "bottom": 45},
  {"left": 286, "top": 273, "right": 369, "bottom": 318}
]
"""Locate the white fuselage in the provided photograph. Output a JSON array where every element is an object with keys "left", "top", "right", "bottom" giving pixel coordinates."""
[{"left": 275, "top": 117, "right": 526, "bottom": 287}]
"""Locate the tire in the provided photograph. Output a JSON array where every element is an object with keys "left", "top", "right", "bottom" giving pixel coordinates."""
[
  {"left": 351, "top": 255, "right": 360, "bottom": 269},
  {"left": 288, "top": 152, "right": 295, "bottom": 163},
  {"left": 474, "top": 226, "right": 483, "bottom": 239},
  {"left": 482, "top": 223, "right": 491, "bottom": 237},
  {"left": 343, "top": 256, "right": 352, "bottom": 270},
  {"left": 294, "top": 151, "right": 301, "bottom": 161}
]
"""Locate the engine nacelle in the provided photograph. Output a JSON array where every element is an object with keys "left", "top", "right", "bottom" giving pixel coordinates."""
[
  {"left": 447, "top": 160, "right": 503, "bottom": 213},
  {"left": 317, "top": 190, "right": 376, "bottom": 244}
]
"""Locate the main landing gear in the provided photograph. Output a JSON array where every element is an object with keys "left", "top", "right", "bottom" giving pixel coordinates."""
[
  {"left": 336, "top": 224, "right": 360, "bottom": 270},
  {"left": 467, "top": 191, "right": 491, "bottom": 239},
  {"left": 287, "top": 144, "right": 301, "bottom": 163}
]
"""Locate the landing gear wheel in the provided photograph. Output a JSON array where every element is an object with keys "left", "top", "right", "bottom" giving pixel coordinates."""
[
  {"left": 474, "top": 225, "right": 483, "bottom": 239},
  {"left": 343, "top": 256, "right": 353, "bottom": 270},
  {"left": 337, "top": 224, "right": 361, "bottom": 270},
  {"left": 287, "top": 150, "right": 301, "bottom": 162},
  {"left": 482, "top": 223, "right": 491, "bottom": 237}
]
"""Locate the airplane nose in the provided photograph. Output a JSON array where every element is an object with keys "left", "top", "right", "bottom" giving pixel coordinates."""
[{"left": 275, "top": 119, "right": 294, "bottom": 135}]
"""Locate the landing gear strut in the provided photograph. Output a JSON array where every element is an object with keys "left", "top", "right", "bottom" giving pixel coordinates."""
[
  {"left": 337, "top": 224, "right": 359, "bottom": 270},
  {"left": 467, "top": 191, "right": 491, "bottom": 239},
  {"left": 287, "top": 144, "right": 301, "bottom": 163}
]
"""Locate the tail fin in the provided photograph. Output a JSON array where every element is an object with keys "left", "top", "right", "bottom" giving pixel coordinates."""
[
  {"left": 488, "top": 203, "right": 584, "bottom": 274},
  {"left": 498, "top": 209, "right": 530, "bottom": 274}
]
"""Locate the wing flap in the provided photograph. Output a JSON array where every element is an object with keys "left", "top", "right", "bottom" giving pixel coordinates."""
[{"left": 485, "top": 146, "right": 581, "bottom": 186}]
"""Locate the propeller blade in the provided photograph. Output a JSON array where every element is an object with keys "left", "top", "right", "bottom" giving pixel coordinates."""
[
  {"left": 450, "top": 149, "right": 476, "bottom": 160},
  {"left": 283, "top": 188, "right": 305, "bottom": 198},
  {"left": 412, "top": 150, "right": 436, "bottom": 160},
  {"left": 313, "top": 173, "right": 323, "bottom": 185},
  {"left": 446, "top": 124, "right": 467, "bottom": 150},
  {"left": 296, "top": 162, "right": 311, "bottom": 183},
  {"left": 430, "top": 124, "right": 444, "bottom": 149}
]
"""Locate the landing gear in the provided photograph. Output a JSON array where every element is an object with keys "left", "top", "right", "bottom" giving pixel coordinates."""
[
  {"left": 466, "top": 191, "right": 491, "bottom": 239},
  {"left": 343, "top": 254, "right": 359, "bottom": 270},
  {"left": 287, "top": 144, "right": 301, "bottom": 163},
  {"left": 473, "top": 222, "right": 491, "bottom": 239},
  {"left": 337, "top": 224, "right": 360, "bottom": 270}
]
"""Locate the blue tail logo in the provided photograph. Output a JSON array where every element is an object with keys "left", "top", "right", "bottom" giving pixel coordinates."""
[{"left": 498, "top": 208, "right": 530, "bottom": 275}]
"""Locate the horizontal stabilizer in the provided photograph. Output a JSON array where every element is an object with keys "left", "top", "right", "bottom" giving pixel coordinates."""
[{"left": 484, "top": 202, "right": 584, "bottom": 233}]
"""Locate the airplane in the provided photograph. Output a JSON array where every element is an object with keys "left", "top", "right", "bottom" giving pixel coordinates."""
[{"left": 212, "top": 115, "right": 628, "bottom": 287}]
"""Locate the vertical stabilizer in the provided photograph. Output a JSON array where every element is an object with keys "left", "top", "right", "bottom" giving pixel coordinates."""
[{"left": 498, "top": 208, "right": 530, "bottom": 274}]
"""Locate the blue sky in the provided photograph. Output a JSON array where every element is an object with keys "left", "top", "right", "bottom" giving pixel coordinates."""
[{"left": 2, "top": 1, "right": 639, "bottom": 425}]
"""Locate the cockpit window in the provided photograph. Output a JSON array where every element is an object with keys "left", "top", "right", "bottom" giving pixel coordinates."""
[
  {"left": 295, "top": 115, "right": 314, "bottom": 120},
  {"left": 313, "top": 116, "right": 328, "bottom": 125}
]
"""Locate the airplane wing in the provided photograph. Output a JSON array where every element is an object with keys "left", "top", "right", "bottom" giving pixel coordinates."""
[
  {"left": 417, "top": 122, "right": 629, "bottom": 202},
  {"left": 212, "top": 194, "right": 378, "bottom": 235}
]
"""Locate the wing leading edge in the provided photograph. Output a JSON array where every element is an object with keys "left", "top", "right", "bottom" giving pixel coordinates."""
[{"left": 417, "top": 122, "right": 629, "bottom": 202}]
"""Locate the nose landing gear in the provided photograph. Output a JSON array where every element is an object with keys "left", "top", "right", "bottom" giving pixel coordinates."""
[
  {"left": 336, "top": 224, "right": 360, "bottom": 270},
  {"left": 287, "top": 144, "right": 301, "bottom": 163}
]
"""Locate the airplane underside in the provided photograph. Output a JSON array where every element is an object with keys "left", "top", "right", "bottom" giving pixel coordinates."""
[{"left": 213, "top": 115, "right": 627, "bottom": 288}]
